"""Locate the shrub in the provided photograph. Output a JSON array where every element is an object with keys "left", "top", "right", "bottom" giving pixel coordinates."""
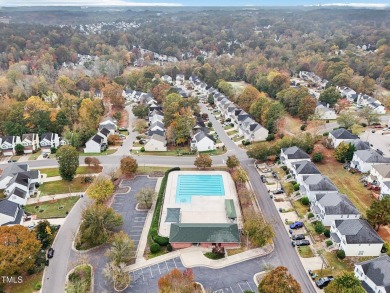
[
  {"left": 167, "top": 243, "right": 173, "bottom": 252},
  {"left": 291, "top": 181, "right": 297, "bottom": 185},
  {"left": 360, "top": 122, "right": 367, "bottom": 127},
  {"left": 281, "top": 166, "right": 288, "bottom": 172},
  {"left": 34, "top": 283, "right": 42, "bottom": 290},
  {"left": 242, "top": 140, "right": 251, "bottom": 146},
  {"left": 153, "top": 235, "right": 169, "bottom": 246},
  {"left": 315, "top": 222, "right": 325, "bottom": 234},
  {"left": 150, "top": 228, "right": 158, "bottom": 239},
  {"left": 300, "top": 196, "right": 310, "bottom": 206},
  {"left": 286, "top": 174, "right": 291, "bottom": 179},
  {"left": 293, "top": 183, "right": 300, "bottom": 191},
  {"left": 300, "top": 124, "right": 307, "bottom": 131},
  {"left": 207, "top": 122, "right": 213, "bottom": 128},
  {"left": 50, "top": 147, "right": 57, "bottom": 154},
  {"left": 150, "top": 243, "right": 160, "bottom": 254},
  {"left": 139, "top": 140, "right": 144, "bottom": 145},
  {"left": 312, "top": 152, "right": 324, "bottom": 162},
  {"left": 326, "top": 240, "right": 333, "bottom": 247},
  {"left": 136, "top": 135, "right": 142, "bottom": 140},
  {"left": 323, "top": 132, "right": 329, "bottom": 136},
  {"left": 324, "top": 229, "right": 331, "bottom": 238},
  {"left": 307, "top": 212, "right": 314, "bottom": 219},
  {"left": 279, "top": 133, "right": 284, "bottom": 139},
  {"left": 266, "top": 133, "right": 275, "bottom": 141},
  {"left": 336, "top": 250, "right": 346, "bottom": 259},
  {"left": 140, "top": 147, "right": 145, "bottom": 152}
]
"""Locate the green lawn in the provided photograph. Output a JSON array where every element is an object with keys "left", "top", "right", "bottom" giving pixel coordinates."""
[
  {"left": 297, "top": 246, "right": 314, "bottom": 258},
  {"left": 79, "top": 149, "right": 116, "bottom": 156},
  {"left": 67, "top": 264, "right": 92, "bottom": 293},
  {"left": 224, "top": 125, "right": 233, "bottom": 130},
  {"left": 5, "top": 271, "right": 43, "bottom": 293},
  {"left": 38, "top": 166, "right": 102, "bottom": 177},
  {"left": 199, "top": 148, "right": 227, "bottom": 156},
  {"left": 28, "top": 150, "right": 42, "bottom": 160},
  {"left": 232, "top": 136, "right": 244, "bottom": 142},
  {"left": 293, "top": 200, "right": 310, "bottom": 218},
  {"left": 39, "top": 180, "right": 91, "bottom": 196},
  {"left": 136, "top": 166, "right": 170, "bottom": 174},
  {"left": 228, "top": 130, "right": 238, "bottom": 136},
  {"left": 24, "top": 196, "right": 79, "bottom": 218}
]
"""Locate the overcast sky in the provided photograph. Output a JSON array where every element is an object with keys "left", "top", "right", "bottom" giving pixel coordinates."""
[{"left": 0, "top": 0, "right": 389, "bottom": 6}]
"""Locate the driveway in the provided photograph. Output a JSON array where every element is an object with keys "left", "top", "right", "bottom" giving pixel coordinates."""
[{"left": 360, "top": 129, "right": 390, "bottom": 157}]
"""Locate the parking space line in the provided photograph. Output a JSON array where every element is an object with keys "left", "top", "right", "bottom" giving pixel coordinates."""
[
  {"left": 140, "top": 269, "right": 145, "bottom": 281},
  {"left": 157, "top": 263, "right": 162, "bottom": 274},
  {"left": 173, "top": 258, "right": 177, "bottom": 268},
  {"left": 149, "top": 266, "right": 153, "bottom": 277},
  {"left": 246, "top": 281, "right": 252, "bottom": 291},
  {"left": 165, "top": 261, "right": 169, "bottom": 271},
  {"left": 230, "top": 286, "right": 234, "bottom": 292},
  {"left": 238, "top": 283, "right": 243, "bottom": 292}
]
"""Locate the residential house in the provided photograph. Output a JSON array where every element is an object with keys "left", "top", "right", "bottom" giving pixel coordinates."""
[
  {"left": 21, "top": 133, "right": 39, "bottom": 154},
  {"left": 191, "top": 130, "right": 216, "bottom": 152},
  {"left": 0, "top": 163, "right": 28, "bottom": 189},
  {"left": 176, "top": 74, "right": 185, "bottom": 85},
  {"left": 290, "top": 160, "right": 321, "bottom": 185},
  {"left": 239, "top": 120, "right": 268, "bottom": 142},
  {"left": 161, "top": 75, "right": 173, "bottom": 84},
  {"left": 5, "top": 169, "right": 41, "bottom": 206},
  {"left": 147, "top": 129, "right": 165, "bottom": 137},
  {"left": 330, "top": 219, "right": 384, "bottom": 256},
  {"left": 351, "top": 139, "right": 371, "bottom": 151},
  {"left": 40, "top": 133, "right": 59, "bottom": 154},
  {"left": 0, "top": 200, "right": 22, "bottom": 226},
  {"left": 369, "top": 164, "right": 390, "bottom": 199},
  {"left": 311, "top": 193, "right": 360, "bottom": 226},
  {"left": 357, "top": 94, "right": 386, "bottom": 114},
  {"left": 354, "top": 255, "right": 390, "bottom": 293},
  {"left": 98, "top": 118, "right": 117, "bottom": 133},
  {"left": 144, "top": 134, "right": 167, "bottom": 151},
  {"left": 301, "top": 174, "right": 339, "bottom": 201},
  {"left": 150, "top": 121, "right": 165, "bottom": 132},
  {"left": 315, "top": 104, "right": 337, "bottom": 120},
  {"left": 329, "top": 128, "right": 359, "bottom": 148},
  {"left": 280, "top": 146, "right": 311, "bottom": 169},
  {"left": 351, "top": 149, "right": 390, "bottom": 173},
  {"left": 337, "top": 86, "right": 356, "bottom": 101},
  {"left": 149, "top": 112, "right": 164, "bottom": 125},
  {"left": 1, "top": 136, "right": 21, "bottom": 156},
  {"left": 84, "top": 131, "right": 108, "bottom": 153}
]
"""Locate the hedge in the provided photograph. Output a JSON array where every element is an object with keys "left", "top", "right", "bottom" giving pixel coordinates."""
[
  {"left": 154, "top": 235, "right": 169, "bottom": 246},
  {"left": 150, "top": 243, "right": 161, "bottom": 254},
  {"left": 148, "top": 167, "right": 180, "bottom": 244}
]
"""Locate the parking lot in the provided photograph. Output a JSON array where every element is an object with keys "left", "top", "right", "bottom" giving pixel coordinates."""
[
  {"left": 211, "top": 280, "right": 256, "bottom": 293},
  {"left": 111, "top": 176, "right": 157, "bottom": 249}
]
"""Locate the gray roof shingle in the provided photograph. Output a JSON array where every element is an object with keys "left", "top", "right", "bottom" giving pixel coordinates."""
[
  {"left": 355, "top": 149, "right": 390, "bottom": 164},
  {"left": 315, "top": 193, "right": 360, "bottom": 215},
  {"left": 292, "top": 161, "right": 321, "bottom": 175},
  {"left": 335, "top": 219, "right": 384, "bottom": 244},
  {"left": 303, "top": 175, "right": 338, "bottom": 192},
  {"left": 330, "top": 128, "right": 359, "bottom": 139},
  {"left": 0, "top": 200, "right": 19, "bottom": 217},
  {"left": 357, "top": 256, "right": 390, "bottom": 292},
  {"left": 282, "top": 146, "right": 310, "bottom": 160}
]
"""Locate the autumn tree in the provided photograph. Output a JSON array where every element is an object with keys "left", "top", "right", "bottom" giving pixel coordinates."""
[
  {"left": 120, "top": 156, "right": 138, "bottom": 177},
  {"left": 359, "top": 106, "right": 379, "bottom": 126},
  {"left": 105, "top": 231, "right": 135, "bottom": 265},
  {"left": 136, "top": 187, "right": 156, "bottom": 209},
  {"left": 194, "top": 154, "right": 212, "bottom": 169},
  {"left": 217, "top": 80, "right": 234, "bottom": 97},
  {"left": 249, "top": 95, "right": 270, "bottom": 124},
  {"left": 226, "top": 155, "right": 240, "bottom": 170},
  {"left": 265, "top": 102, "right": 284, "bottom": 133},
  {"left": 34, "top": 220, "right": 55, "bottom": 249},
  {"left": 158, "top": 268, "right": 198, "bottom": 293},
  {"left": 335, "top": 99, "right": 350, "bottom": 114},
  {"left": 167, "top": 111, "right": 195, "bottom": 145},
  {"left": 103, "top": 82, "right": 124, "bottom": 109},
  {"left": 334, "top": 142, "right": 356, "bottom": 163},
  {"left": 162, "top": 93, "right": 183, "bottom": 127},
  {"left": 337, "top": 111, "right": 359, "bottom": 129},
  {"left": 84, "top": 157, "right": 93, "bottom": 166},
  {"left": 298, "top": 95, "right": 317, "bottom": 122},
  {"left": 79, "top": 98, "right": 104, "bottom": 129},
  {"left": 78, "top": 204, "right": 123, "bottom": 248},
  {"left": 23, "top": 95, "right": 49, "bottom": 119},
  {"left": 3, "top": 102, "right": 28, "bottom": 136},
  {"left": 319, "top": 86, "right": 342, "bottom": 107},
  {"left": 366, "top": 196, "right": 390, "bottom": 231},
  {"left": 243, "top": 212, "right": 274, "bottom": 247},
  {"left": 258, "top": 266, "right": 301, "bottom": 293},
  {"left": 133, "top": 119, "right": 147, "bottom": 133},
  {"left": 151, "top": 83, "right": 171, "bottom": 104},
  {"left": 85, "top": 177, "right": 115, "bottom": 203},
  {"left": 0, "top": 225, "right": 41, "bottom": 276},
  {"left": 103, "top": 262, "right": 131, "bottom": 291},
  {"left": 231, "top": 167, "right": 248, "bottom": 186},
  {"left": 236, "top": 85, "right": 261, "bottom": 112},
  {"left": 57, "top": 145, "right": 80, "bottom": 181},
  {"left": 324, "top": 271, "right": 364, "bottom": 293},
  {"left": 247, "top": 143, "right": 270, "bottom": 161},
  {"left": 132, "top": 104, "right": 149, "bottom": 119}
]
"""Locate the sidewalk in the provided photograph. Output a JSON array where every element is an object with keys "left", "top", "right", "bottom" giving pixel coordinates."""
[
  {"left": 27, "top": 193, "right": 80, "bottom": 204},
  {"left": 41, "top": 173, "right": 98, "bottom": 183}
]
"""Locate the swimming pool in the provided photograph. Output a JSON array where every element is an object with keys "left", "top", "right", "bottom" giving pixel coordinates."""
[{"left": 175, "top": 174, "right": 225, "bottom": 203}]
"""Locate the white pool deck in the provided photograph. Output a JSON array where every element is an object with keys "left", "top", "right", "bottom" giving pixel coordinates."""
[{"left": 159, "top": 171, "right": 243, "bottom": 237}]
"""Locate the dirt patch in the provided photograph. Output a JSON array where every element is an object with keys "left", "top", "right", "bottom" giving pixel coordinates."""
[
  {"left": 378, "top": 226, "right": 390, "bottom": 242},
  {"left": 119, "top": 108, "right": 129, "bottom": 128}
]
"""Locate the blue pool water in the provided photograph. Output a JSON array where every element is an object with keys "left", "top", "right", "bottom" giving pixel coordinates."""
[{"left": 175, "top": 174, "right": 225, "bottom": 203}]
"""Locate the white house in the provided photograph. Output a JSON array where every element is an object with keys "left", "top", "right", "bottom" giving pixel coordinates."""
[
  {"left": 0, "top": 163, "right": 29, "bottom": 189},
  {"left": 290, "top": 160, "right": 321, "bottom": 185},
  {"left": 315, "top": 104, "right": 337, "bottom": 120},
  {"left": 329, "top": 128, "right": 359, "bottom": 148},
  {"left": 280, "top": 146, "right": 311, "bottom": 169},
  {"left": 354, "top": 255, "right": 390, "bottom": 293},
  {"left": 21, "top": 133, "right": 39, "bottom": 154},
  {"left": 337, "top": 86, "right": 356, "bottom": 101},
  {"left": 84, "top": 131, "right": 108, "bottom": 154},
  {"left": 351, "top": 149, "right": 390, "bottom": 173},
  {"left": 239, "top": 121, "right": 268, "bottom": 142},
  {"left": 191, "top": 130, "right": 215, "bottom": 152},
  {"left": 40, "top": 133, "right": 59, "bottom": 153},
  {"left": 301, "top": 174, "right": 339, "bottom": 201},
  {"left": 176, "top": 74, "right": 185, "bottom": 85},
  {"left": 1, "top": 136, "right": 21, "bottom": 156},
  {"left": 351, "top": 139, "right": 371, "bottom": 151},
  {"left": 161, "top": 75, "right": 173, "bottom": 84},
  {"left": 5, "top": 169, "right": 41, "bottom": 206},
  {"left": 330, "top": 219, "right": 384, "bottom": 257},
  {"left": 357, "top": 94, "right": 386, "bottom": 114},
  {"left": 99, "top": 117, "right": 117, "bottom": 132},
  {"left": 0, "top": 200, "right": 22, "bottom": 226},
  {"left": 144, "top": 134, "right": 167, "bottom": 152},
  {"left": 150, "top": 121, "right": 165, "bottom": 132},
  {"left": 311, "top": 193, "right": 360, "bottom": 226}
]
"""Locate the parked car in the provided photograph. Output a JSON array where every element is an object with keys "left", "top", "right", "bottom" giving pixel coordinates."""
[
  {"left": 272, "top": 189, "right": 284, "bottom": 195},
  {"left": 292, "top": 240, "right": 310, "bottom": 247},
  {"left": 119, "top": 134, "right": 126, "bottom": 139},
  {"left": 292, "top": 234, "right": 305, "bottom": 240},
  {"left": 271, "top": 171, "right": 278, "bottom": 178},
  {"left": 47, "top": 248, "right": 55, "bottom": 259},
  {"left": 118, "top": 127, "right": 127, "bottom": 131},
  {"left": 315, "top": 276, "right": 334, "bottom": 289},
  {"left": 7, "top": 159, "right": 17, "bottom": 163},
  {"left": 290, "top": 221, "right": 304, "bottom": 229},
  {"left": 308, "top": 270, "right": 318, "bottom": 280},
  {"left": 260, "top": 175, "right": 267, "bottom": 183},
  {"left": 43, "top": 153, "right": 49, "bottom": 158}
]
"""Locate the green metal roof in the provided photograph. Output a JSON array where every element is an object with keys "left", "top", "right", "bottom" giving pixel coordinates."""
[
  {"left": 225, "top": 199, "right": 237, "bottom": 219},
  {"left": 169, "top": 223, "right": 240, "bottom": 243},
  {"left": 165, "top": 208, "right": 181, "bottom": 223}
]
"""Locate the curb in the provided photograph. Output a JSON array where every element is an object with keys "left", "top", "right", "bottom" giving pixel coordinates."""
[
  {"left": 253, "top": 271, "right": 267, "bottom": 287},
  {"left": 64, "top": 264, "right": 94, "bottom": 293}
]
